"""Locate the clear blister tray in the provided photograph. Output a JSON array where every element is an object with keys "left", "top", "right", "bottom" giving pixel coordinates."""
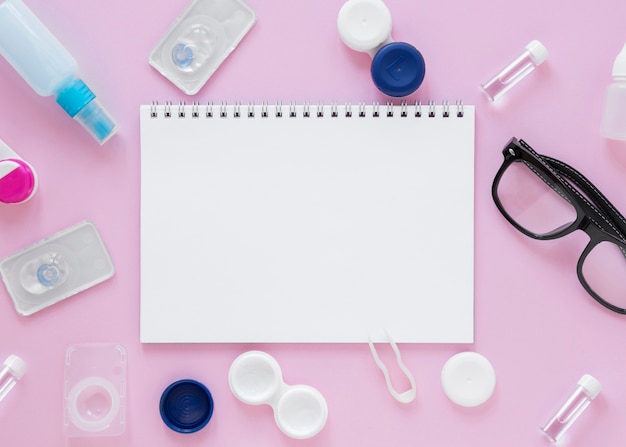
[
  {"left": 0, "top": 221, "right": 115, "bottom": 316},
  {"left": 64, "top": 344, "right": 127, "bottom": 437},
  {"left": 149, "top": 0, "right": 256, "bottom": 94}
]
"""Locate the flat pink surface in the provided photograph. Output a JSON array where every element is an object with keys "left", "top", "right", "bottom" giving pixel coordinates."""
[{"left": 2, "top": 0, "right": 626, "bottom": 445}]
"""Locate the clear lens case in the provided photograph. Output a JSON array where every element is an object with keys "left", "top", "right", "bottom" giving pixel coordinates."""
[
  {"left": 0, "top": 221, "right": 115, "bottom": 316},
  {"left": 64, "top": 344, "right": 127, "bottom": 437},
  {"left": 149, "top": 0, "right": 256, "bottom": 95}
]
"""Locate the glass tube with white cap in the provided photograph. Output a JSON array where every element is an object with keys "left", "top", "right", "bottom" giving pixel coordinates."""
[
  {"left": 540, "top": 374, "right": 601, "bottom": 443},
  {"left": 0, "top": 355, "right": 27, "bottom": 404},
  {"left": 481, "top": 40, "right": 549, "bottom": 102}
]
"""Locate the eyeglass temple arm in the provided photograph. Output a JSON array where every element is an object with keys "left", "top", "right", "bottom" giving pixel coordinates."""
[{"left": 542, "top": 156, "right": 626, "bottom": 239}]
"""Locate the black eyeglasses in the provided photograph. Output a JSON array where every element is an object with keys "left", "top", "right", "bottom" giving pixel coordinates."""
[{"left": 492, "top": 137, "right": 626, "bottom": 314}]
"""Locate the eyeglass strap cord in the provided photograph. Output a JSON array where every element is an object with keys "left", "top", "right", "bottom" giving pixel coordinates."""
[
  {"left": 543, "top": 155, "right": 626, "bottom": 240},
  {"left": 517, "top": 139, "right": 626, "bottom": 241}
]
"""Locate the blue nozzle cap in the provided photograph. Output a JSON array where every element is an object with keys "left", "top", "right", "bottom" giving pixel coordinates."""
[
  {"left": 371, "top": 42, "right": 426, "bottom": 97},
  {"left": 55, "top": 79, "right": 117, "bottom": 144},
  {"left": 56, "top": 79, "right": 95, "bottom": 117}
]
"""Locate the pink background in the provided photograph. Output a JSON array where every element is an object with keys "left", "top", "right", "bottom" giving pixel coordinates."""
[{"left": 2, "top": 0, "right": 626, "bottom": 445}]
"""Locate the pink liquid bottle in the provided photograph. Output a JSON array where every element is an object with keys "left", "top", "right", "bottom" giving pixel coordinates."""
[{"left": 540, "top": 374, "right": 601, "bottom": 443}]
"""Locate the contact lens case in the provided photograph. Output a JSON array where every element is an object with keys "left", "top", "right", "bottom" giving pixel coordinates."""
[
  {"left": 229, "top": 351, "right": 328, "bottom": 439},
  {"left": 0, "top": 221, "right": 115, "bottom": 316},
  {"left": 149, "top": 0, "right": 256, "bottom": 95},
  {"left": 64, "top": 344, "right": 127, "bottom": 437}
]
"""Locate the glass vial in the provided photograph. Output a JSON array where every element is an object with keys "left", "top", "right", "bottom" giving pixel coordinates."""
[
  {"left": 540, "top": 374, "right": 601, "bottom": 443},
  {"left": 0, "top": 355, "right": 27, "bottom": 403},
  {"left": 600, "top": 43, "right": 626, "bottom": 140},
  {"left": 481, "top": 40, "right": 549, "bottom": 102}
]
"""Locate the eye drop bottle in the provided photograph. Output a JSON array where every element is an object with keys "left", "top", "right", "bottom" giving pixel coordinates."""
[
  {"left": 0, "top": 355, "right": 27, "bottom": 404},
  {"left": 600, "top": 43, "right": 626, "bottom": 140},
  {"left": 540, "top": 374, "right": 601, "bottom": 443},
  {"left": 0, "top": 0, "right": 117, "bottom": 144},
  {"left": 480, "top": 40, "right": 549, "bottom": 102}
]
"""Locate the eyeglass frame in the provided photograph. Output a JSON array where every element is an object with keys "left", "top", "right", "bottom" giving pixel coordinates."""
[{"left": 492, "top": 137, "right": 626, "bottom": 315}]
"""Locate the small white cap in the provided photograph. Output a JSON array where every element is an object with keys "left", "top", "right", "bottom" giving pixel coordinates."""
[
  {"left": 337, "top": 0, "right": 392, "bottom": 53},
  {"left": 441, "top": 352, "right": 496, "bottom": 407},
  {"left": 3, "top": 355, "right": 27, "bottom": 380},
  {"left": 612, "top": 43, "right": 626, "bottom": 78},
  {"left": 525, "top": 40, "right": 549, "bottom": 65},
  {"left": 578, "top": 374, "right": 601, "bottom": 399}
]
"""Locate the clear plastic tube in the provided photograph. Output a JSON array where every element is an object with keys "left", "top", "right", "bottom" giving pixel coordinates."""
[
  {"left": 0, "top": 355, "right": 27, "bottom": 403},
  {"left": 481, "top": 40, "right": 548, "bottom": 102},
  {"left": 540, "top": 374, "right": 601, "bottom": 443}
]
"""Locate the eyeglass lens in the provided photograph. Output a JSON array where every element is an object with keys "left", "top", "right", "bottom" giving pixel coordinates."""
[
  {"left": 496, "top": 160, "right": 577, "bottom": 236},
  {"left": 497, "top": 157, "right": 626, "bottom": 311},
  {"left": 582, "top": 242, "right": 626, "bottom": 310}
]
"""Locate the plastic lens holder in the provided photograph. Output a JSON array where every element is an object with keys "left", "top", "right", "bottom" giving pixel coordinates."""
[
  {"left": 0, "top": 221, "right": 115, "bottom": 316},
  {"left": 149, "top": 0, "right": 256, "bottom": 95},
  {"left": 229, "top": 351, "right": 328, "bottom": 439},
  {"left": 64, "top": 344, "right": 127, "bottom": 437},
  {"left": 337, "top": 0, "right": 425, "bottom": 97}
]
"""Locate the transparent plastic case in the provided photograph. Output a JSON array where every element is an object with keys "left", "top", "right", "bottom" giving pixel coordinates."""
[
  {"left": 0, "top": 221, "right": 115, "bottom": 316},
  {"left": 149, "top": 0, "right": 256, "bottom": 95},
  {"left": 64, "top": 344, "right": 127, "bottom": 437}
]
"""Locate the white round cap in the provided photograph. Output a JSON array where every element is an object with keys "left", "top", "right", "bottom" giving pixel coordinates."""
[
  {"left": 441, "top": 352, "right": 496, "bottom": 407},
  {"left": 275, "top": 386, "right": 328, "bottom": 439},
  {"left": 228, "top": 351, "right": 283, "bottom": 405},
  {"left": 4, "top": 355, "right": 27, "bottom": 380},
  {"left": 578, "top": 374, "right": 601, "bottom": 399},
  {"left": 337, "top": 0, "right": 392, "bottom": 52},
  {"left": 525, "top": 40, "right": 549, "bottom": 65}
]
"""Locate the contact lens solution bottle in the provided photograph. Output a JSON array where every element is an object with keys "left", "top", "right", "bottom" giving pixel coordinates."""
[
  {"left": 0, "top": 0, "right": 117, "bottom": 144},
  {"left": 601, "top": 43, "right": 626, "bottom": 140}
]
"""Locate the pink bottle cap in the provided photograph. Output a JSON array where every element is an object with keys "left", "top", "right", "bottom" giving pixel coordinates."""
[{"left": 0, "top": 158, "right": 37, "bottom": 204}]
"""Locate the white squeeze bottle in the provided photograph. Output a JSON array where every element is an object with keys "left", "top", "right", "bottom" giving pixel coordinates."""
[
  {"left": 601, "top": 43, "right": 626, "bottom": 140},
  {"left": 0, "top": 0, "right": 117, "bottom": 144}
]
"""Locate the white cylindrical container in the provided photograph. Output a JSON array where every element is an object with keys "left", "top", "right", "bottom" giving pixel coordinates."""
[
  {"left": 540, "top": 374, "right": 601, "bottom": 443},
  {"left": 481, "top": 40, "right": 549, "bottom": 102}
]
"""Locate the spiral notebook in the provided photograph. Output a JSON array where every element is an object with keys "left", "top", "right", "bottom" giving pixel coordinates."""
[{"left": 140, "top": 101, "right": 475, "bottom": 343}]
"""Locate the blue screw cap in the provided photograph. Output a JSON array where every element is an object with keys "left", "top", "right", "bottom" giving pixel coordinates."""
[
  {"left": 371, "top": 42, "right": 425, "bottom": 97},
  {"left": 160, "top": 379, "right": 214, "bottom": 433}
]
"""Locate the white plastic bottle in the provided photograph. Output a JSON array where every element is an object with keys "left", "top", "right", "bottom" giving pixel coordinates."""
[
  {"left": 0, "top": 355, "right": 27, "bottom": 403},
  {"left": 0, "top": 0, "right": 117, "bottom": 144},
  {"left": 601, "top": 43, "right": 626, "bottom": 140}
]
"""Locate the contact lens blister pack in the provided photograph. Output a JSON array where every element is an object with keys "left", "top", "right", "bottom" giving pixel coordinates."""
[
  {"left": 149, "top": 0, "right": 256, "bottom": 95},
  {"left": 0, "top": 221, "right": 115, "bottom": 316},
  {"left": 64, "top": 344, "right": 127, "bottom": 437}
]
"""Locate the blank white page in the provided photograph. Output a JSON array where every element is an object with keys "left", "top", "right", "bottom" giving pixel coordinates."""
[{"left": 140, "top": 102, "right": 474, "bottom": 343}]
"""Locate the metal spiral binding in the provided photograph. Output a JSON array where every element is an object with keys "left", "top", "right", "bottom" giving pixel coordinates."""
[{"left": 149, "top": 101, "right": 466, "bottom": 118}]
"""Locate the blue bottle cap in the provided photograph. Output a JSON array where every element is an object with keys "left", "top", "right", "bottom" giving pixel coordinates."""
[
  {"left": 160, "top": 379, "right": 214, "bottom": 433},
  {"left": 55, "top": 79, "right": 96, "bottom": 118},
  {"left": 371, "top": 42, "right": 425, "bottom": 97}
]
